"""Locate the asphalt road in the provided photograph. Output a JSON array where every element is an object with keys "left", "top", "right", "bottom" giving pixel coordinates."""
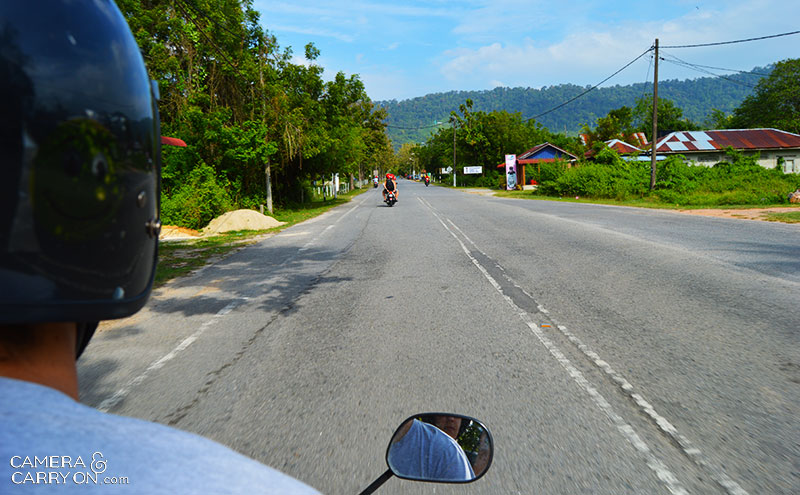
[{"left": 79, "top": 180, "right": 800, "bottom": 494}]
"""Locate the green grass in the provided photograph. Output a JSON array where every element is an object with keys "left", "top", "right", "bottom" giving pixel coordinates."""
[
  {"left": 154, "top": 188, "right": 368, "bottom": 287},
  {"left": 492, "top": 190, "right": 800, "bottom": 211},
  {"left": 764, "top": 211, "right": 800, "bottom": 223}
]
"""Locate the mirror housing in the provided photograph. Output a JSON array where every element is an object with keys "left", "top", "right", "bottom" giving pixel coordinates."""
[{"left": 385, "top": 413, "right": 493, "bottom": 483}]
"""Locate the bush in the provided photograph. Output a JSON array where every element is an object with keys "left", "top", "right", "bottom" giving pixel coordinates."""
[
  {"left": 161, "top": 163, "right": 233, "bottom": 229},
  {"left": 538, "top": 151, "right": 649, "bottom": 199}
]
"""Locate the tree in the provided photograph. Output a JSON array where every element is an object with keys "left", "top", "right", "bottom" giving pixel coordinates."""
[
  {"left": 729, "top": 58, "right": 800, "bottom": 133},
  {"left": 633, "top": 96, "right": 699, "bottom": 140},
  {"left": 704, "top": 108, "right": 735, "bottom": 130},
  {"left": 580, "top": 106, "right": 635, "bottom": 145}
]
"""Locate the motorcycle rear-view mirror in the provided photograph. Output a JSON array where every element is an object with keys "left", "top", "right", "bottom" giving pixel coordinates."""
[{"left": 359, "top": 413, "right": 493, "bottom": 494}]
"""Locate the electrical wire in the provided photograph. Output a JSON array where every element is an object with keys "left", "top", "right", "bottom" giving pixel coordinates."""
[
  {"left": 526, "top": 45, "right": 654, "bottom": 122},
  {"left": 660, "top": 52, "right": 758, "bottom": 88},
  {"left": 661, "top": 29, "right": 800, "bottom": 48},
  {"left": 668, "top": 61, "right": 771, "bottom": 77},
  {"left": 640, "top": 52, "right": 653, "bottom": 103},
  {"left": 386, "top": 121, "right": 449, "bottom": 130}
]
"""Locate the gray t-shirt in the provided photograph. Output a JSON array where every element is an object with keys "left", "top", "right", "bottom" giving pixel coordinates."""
[
  {"left": 0, "top": 377, "right": 320, "bottom": 494},
  {"left": 387, "top": 419, "right": 474, "bottom": 481}
]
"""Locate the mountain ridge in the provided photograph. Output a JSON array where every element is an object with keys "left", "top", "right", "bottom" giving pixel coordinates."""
[{"left": 377, "top": 65, "right": 772, "bottom": 147}]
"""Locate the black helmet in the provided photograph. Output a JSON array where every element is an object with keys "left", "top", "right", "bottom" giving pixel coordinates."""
[{"left": 0, "top": 1, "right": 161, "bottom": 326}]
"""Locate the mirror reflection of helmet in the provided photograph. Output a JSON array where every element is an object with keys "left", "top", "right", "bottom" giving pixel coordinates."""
[{"left": 0, "top": 1, "right": 161, "bottom": 328}]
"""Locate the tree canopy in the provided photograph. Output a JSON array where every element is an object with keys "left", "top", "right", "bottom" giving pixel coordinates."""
[
  {"left": 729, "top": 58, "right": 800, "bottom": 134},
  {"left": 119, "top": 0, "right": 392, "bottom": 227}
]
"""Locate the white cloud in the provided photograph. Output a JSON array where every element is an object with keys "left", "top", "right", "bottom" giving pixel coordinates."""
[
  {"left": 269, "top": 24, "right": 355, "bottom": 43},
  {"left": 387, "top": 42, "right": 400, "bottom": 50},
  {"left": 437, "top": 1, "right": 800, "bottom": 91}
]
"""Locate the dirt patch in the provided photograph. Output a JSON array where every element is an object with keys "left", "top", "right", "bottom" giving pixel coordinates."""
[{"left": 675, "top": 207, "right": 800, "bottom": 222}]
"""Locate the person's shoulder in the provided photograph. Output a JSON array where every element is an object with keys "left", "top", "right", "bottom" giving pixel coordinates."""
[{"left": 1, "top": 378, "right": 320, "bottom": 494}]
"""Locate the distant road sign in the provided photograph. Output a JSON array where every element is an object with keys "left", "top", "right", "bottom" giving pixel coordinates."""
[{"left": 463, "top": 166, "right": 482, "bottom": 174}]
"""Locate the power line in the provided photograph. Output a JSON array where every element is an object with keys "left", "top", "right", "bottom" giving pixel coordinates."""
[
  {"left": 386, "top": 121, "right": 449, "bottom": 130},
  {"left": 660, "top": 52, "right": 758, "bottom": 88},
  {"left": 526, "top": 45, "right": 654, "bottom": 122},
  {"left": 640, "top": 52, "right": 653, "bottom": 103},
  {"left": 661, "top": 29, "right": 800, "bottom": 48},
  {"left": 668, "top": 61, "right": 770, "bottom": 77}
]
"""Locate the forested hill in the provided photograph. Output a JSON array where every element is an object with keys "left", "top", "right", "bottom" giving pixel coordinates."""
[{"left": 377, "top": 66, "right": 771, "bottom": 147}]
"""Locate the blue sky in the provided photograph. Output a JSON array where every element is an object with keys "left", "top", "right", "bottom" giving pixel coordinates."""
[{"left": 252, "top": 0, "right": 799, "bottom": 102}]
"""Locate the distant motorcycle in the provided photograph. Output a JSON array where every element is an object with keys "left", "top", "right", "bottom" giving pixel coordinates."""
[
  {"left": 424, "top": 177, "right": 430, "bottom": 187},
  {"left": 385, "top": 191, "right": 397, "bottom": 207}
]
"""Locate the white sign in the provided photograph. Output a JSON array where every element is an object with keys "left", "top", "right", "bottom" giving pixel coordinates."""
[
  {"left": 505, "top": 154, "right": 517, "bottom": 190},
  {"left": 463, "top": 166, "right": 482, "bottom": 174},
  {"left": 440, "top": 167, "right": 452, "bottom": 174}
]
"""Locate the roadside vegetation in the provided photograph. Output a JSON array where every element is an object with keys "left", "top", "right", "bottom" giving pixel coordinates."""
[
  {"left": 397, "top": 59, "right": 800, "bottom": 210},
  {"left": 764, "top": 211, "right": 800, "bottom": 223},
  {"left": 530, "top": 149, "right": 800, "bottom": 207},
  {"left": 155, "top": 189, "right": 366, "bottom": 287},
  {"left": 121, "top": 1, "right": 392, "bottom": 231}
]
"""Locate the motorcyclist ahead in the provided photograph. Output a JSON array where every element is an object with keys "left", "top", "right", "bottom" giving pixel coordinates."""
[
  {"left": 382, "top": 173, "right": 398, "bottom": 202},
  {"left": 0, "top": 2, "right": 318, "bottom": 493}
]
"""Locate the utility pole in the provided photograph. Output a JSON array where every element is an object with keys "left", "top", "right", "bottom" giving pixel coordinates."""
[
  {"left": 259, "top": 40, "right": 273, "bottom": 213},
  {"left": 452, "top": 117, "right": 457, "bottom": 187},
  {"left": 650, "top": 38, "right": 659, "bottom": 190}
]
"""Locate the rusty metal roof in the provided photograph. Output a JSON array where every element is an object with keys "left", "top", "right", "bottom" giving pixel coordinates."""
[{"left": 655, "top": 129, "right": 800, "bottom": 153}]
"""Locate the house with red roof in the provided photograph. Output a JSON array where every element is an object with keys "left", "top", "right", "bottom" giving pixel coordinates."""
[{"left": 654, "top": 128, "right": 800, "bottom": 173}]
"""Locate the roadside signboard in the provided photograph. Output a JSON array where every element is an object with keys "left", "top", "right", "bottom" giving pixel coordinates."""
[
  {"left": 505, "top": 154, "right": 517, "bottom": 190},
  {"left": 440, "top": 167, "right": 453, "bottom": 174},
  {"left": 463, "top": 166, "right": 482, "bottom": 174}
]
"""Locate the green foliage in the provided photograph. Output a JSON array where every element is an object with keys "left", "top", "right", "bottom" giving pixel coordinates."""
[
  {"left": 161, "top": 164, "right": 233, "bottom": 229},
  {"left": 534, "top": 147, "right": 799, "bottom": 206},
  {"left": 415, "top": 103, "right": 581, "bottom": 188},
  {"left": 378, "top": 69, "right": 766, "bottom": 147},
  {"left": 730, "top": 58, "right": 800, "bottom": 134},
  {"left": 633, "top": 96, "right": 700, "bottom": 140},
  {"left": 580, "top": 106, "right": 635, "bottom": 144},
  {"left": 120, "top": 0, "right": 393, "bottom": 226},
  {"left": 538, "top": 150, "right": 649, "bottom": 199}
]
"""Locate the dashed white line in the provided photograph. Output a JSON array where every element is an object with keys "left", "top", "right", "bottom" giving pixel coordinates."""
[
  {"left": 423, "top": 198, "right": 749, "bottom": 495},
  {"left": 420, "top": 198, "right": 688, "bottom": 495},
  {"left": 97, "top": 299, "right": 246, "bottom": 412}
]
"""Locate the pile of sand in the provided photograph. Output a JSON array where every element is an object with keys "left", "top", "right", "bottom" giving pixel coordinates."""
[
  {"left": 159, "top": 225, "right": 201, "bottom": 240},
  {"left": 201, "top": 209, "right": 285, "bottom": 235}
]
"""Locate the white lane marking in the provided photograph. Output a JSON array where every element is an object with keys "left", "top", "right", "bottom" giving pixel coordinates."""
[
  {"left": 99, "top": 196, "right": 368, "bottom": 412},
  {"left": 298, "top": 225, "right": 334, "bottom": 252},
  {"left": 334, "top": 193, "right": 370, "bottom": 224},
  {"left": 421, "top": 201, "right": 688, "bottom": 495},
  {"left": 554, "top": 324, "right": 749, "bottom": 495},
  {"left": 427, "top": 200, "right": 749, "bottom": 495},
  {"left": 97, "top": 299, "right": 246, "bottom": 412}
]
